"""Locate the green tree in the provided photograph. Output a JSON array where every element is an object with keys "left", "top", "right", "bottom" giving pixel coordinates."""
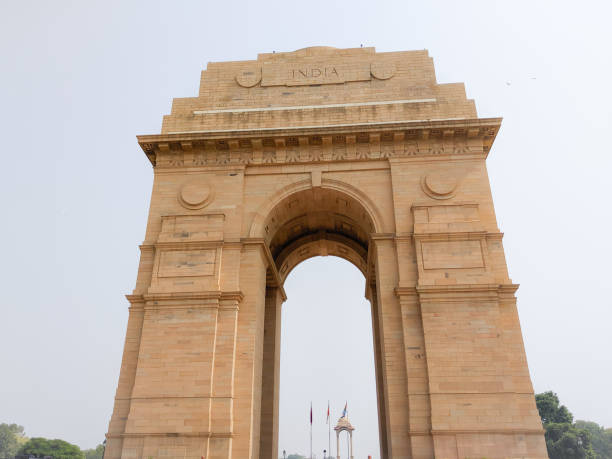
[
  {"left": 83, "top": 444, "right": 105, "bottom": 459},
  {"left": 575, "top": 420, "right": 612, "bottom": 459},
  {"left": 545, "top": 422, "right": 595, "bottom": 459},
  {"left": 0, "top": 423, "right": 26, "bottom": 459},
  {"left": 536, "top": 391, "right": 596, "bottom": 459},
  {"left": 18, "top": 437, "right": 84, "bottom": 459},
  {"left": 536, "top": 391, "right": 574, "bottom": 424}
]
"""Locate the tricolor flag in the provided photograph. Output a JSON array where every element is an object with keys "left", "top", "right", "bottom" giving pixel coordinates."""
[
  {"left": 341, "top": 401, "right": 348, "bottom": 418},
  {"left": 310, "top": 402, "right": 313, "bottom": 425},
  {"left": 326, "top": 401, "right": 330, "bottom": 424}
]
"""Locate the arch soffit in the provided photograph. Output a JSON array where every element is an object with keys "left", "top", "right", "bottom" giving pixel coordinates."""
[
  {"left": 275, "top": 232, "right": 368, "bottom": 284},
  {"left": 248, "top": 177, "right": 386, "bottom": 239}
]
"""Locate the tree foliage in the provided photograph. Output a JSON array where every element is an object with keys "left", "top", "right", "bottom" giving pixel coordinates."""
[
  {"left": 534, "top": 391, "right": 612, "bottom": 459},
  {"left": 537, "top": 391, "right": 574, "bottom": 425},
  {"left": 18, "top": 437, "right": 84, "bottom": 459},
  {"left": 576, "top": 421, "right": 612, "bottom": 459},
  {"left": 544, "top": 422, "right": 595, "bottom": 459},
  {"left": 0, "top": 423, "right": 26, "bottom": 459},
  {"left": 83, "top": 444, "right": 105, "bottom": 459}
]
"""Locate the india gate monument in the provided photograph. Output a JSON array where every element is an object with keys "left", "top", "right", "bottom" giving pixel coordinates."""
[{"left": 104, "top": 47, "right": 548, "bottom": 458}]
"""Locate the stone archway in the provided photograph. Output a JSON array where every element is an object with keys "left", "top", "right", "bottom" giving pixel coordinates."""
[
  {"left": 104, "top": 47, "right": 548, "bottom": 459},
  {"left": 255, "top": 185, "right": 383, "bottom": 459}
]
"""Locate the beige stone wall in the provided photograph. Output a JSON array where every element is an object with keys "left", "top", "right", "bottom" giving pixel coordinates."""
[
  {"left": 161, "top": 48, "right": 476, "bottom": 133},
  {"left": 104, "top": 47, "right": 547, "bottom": 458}
]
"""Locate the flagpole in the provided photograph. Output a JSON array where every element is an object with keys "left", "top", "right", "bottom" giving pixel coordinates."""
[
  {"left": 345, "top": 402, "right": 348, "bottom": 459},
  {"left": 328, "top": 403, "right": 331, "bottom": 459},
  {"left": 310, "top": 401, "right": 313, "bottom": 459}
]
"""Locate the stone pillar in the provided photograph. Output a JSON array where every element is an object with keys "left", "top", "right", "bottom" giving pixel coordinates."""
[
  {"left": 419, "top": 285, "right": 547, "bottom": 458},
  {"left": 409, "top": 199, "right": 548, "bottom": 457},
  {"left": 208, "top": 293, "right": 241, "bottom": 458},
  {"left": 258, "top": 285, "right": 283, "bottom": 459},
  {"left": 119, "top": 293, "right": 221, "bottom": 459},
  {"left": 349, "top": 431, "right": 354, "bottom": 459},
  {"left": 232, "top": 244, "right": 268, "bottom": 459},
  {"left": 395, "top": 288, "right": 434, "bottom": 459},
  {"left": 103, "top": 298, "right": 144, "bottom": 459},
  {"left": 367, "top": 284, "right": 389, "bottom": 459},
  {"left": 372, "top": 238, "right": 412, "bottom": 458},
  {"left": 336, "top": 430, "right": 340, "bottom": 459}
]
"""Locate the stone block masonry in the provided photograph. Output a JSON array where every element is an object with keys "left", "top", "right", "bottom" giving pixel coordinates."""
[{"left": 104, "top": 46, "right": 548, "bottom": 459}]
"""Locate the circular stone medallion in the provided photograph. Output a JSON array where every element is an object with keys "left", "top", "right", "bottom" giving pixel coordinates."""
[
  {"left": 421, "top": 173, "right": 457, "bottom": 200},
  {"left": 370, "top": 61, "right": 396, "bottom": 80},
  {"left": 179, "top": 180, "right": 213, "bottom": 209},
  {"left": 236, "top": 67, "right": 262, "bottom": 88}
]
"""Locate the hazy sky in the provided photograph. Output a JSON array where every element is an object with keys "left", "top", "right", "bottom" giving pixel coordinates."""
[{"left": 1, "top": 0, "right": 611, "bottom": 456}]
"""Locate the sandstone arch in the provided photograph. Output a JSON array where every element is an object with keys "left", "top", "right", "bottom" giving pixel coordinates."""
[
  {"left": 104, "top": 47, "right": 548, "bottom": 459},
  {"left": 255, "top": 185, "right": 384, "bottom": 459},
  {"left": 248, "top": 177, "right": 386, "bottom": 240}
]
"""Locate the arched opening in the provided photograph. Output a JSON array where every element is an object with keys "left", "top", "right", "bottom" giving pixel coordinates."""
[
  {"left": 278, "top": 256, "right": 380, "bottom": 458},
  {"left": 256, "top": 186, "right": 388, "bottom": 459},
  {"left": 262, "top": 186, "right": 375, "bottom": 281}
]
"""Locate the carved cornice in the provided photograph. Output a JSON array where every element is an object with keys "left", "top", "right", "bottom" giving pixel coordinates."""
[
  {"left": 138, "top": 118, "right": 501, "bottom": 167},
  {"left": 406, "top": 428, "right": 545, "bottom": 436},
  {"left": 369, "top": 233, "right": 396, "bottom": 241},
  {"left": 417, "top": 283, "right": 519, "bottom": 293},
  {"left": 413, "top": 231, "right": 489, "bottom": 241},
  {"left": 417, "top": 283, "right": 519, "bottom": 303},
  {"left": 429, "top": 428, "right": 545, "bottom": 436},
  {"left": 411, "top": 200, "right": 479, "bottom": 210},
  {"left": 106, "top": 431, "right": 234, "bottom": 439},
  {"left": 395, "top": 286, "right": 418, "bottom": 297},
  {"left": 139, "top": 291, "right": 244, "bottom": 305},
  {"left": 370, "top": 232, "right": 503, "bottom": 242},
  {"left": 126, "top": 294, "right": 145, "bottom": 304},
  {"left": 396, "top": 284, "right": 519, "bottom": 300}
]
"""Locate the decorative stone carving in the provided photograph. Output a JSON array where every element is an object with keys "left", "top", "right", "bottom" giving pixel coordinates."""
[
  {"left": 168, "top": 151, "right": 184, "bottom": 167},
  {"left": 421, "top": 173, "right": 458, "bottom": 199},
  {"left": 178, "top": 179, "right": 214, "bottom": 209},
  {"left": 141, "top": 121, "right": 498, "bottom": 168},
  {"left": 236, "top": 67, "right": 262, "bottom": 88},
  {"left": 370, "top": 61, "right": 395, "bottom": 80}
]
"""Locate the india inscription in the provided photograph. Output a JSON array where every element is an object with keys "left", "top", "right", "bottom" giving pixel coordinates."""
[
  {"left": 291, "top": 66, "right": 339, "bottom": 79},
  {"left": 261, "top": 60, "right": 372, "bottom": 86},
  {"left": 104, "top": 46, "right": 548, "bottom": 459}
]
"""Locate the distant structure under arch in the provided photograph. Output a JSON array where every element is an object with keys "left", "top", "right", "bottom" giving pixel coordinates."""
[{"left": 334, "top": 415, "right": 355, "bottom": 459}]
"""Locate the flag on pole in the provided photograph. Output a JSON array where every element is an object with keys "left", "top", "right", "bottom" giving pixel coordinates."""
[
  {"left": 326, "top": 401, "right": 330, "bottom": 424},
  {"left": 310, "top": 402, "right": 313, "bottom": 425},
  {"left": 341, "top": 401, "right": 348, "bottom": 418}
]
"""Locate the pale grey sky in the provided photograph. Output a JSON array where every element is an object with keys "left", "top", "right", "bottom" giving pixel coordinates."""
[{"left": 1, "top": 0, "right": 611, "bottom": 457}]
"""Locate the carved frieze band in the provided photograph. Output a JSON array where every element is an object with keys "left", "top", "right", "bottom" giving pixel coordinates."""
[{"left": 142, "top": 127, "right": 496, "bottom": 168}]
